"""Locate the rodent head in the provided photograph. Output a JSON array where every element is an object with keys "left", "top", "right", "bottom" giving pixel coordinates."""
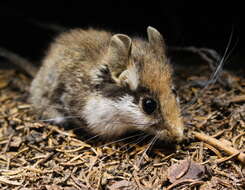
[{"left": 84, "top": 27, "right": 184, "bottom": 142}]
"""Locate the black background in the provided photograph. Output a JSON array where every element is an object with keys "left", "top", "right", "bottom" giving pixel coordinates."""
[{"left": 0, "top": 1, "right": 244, "bottom": 68}]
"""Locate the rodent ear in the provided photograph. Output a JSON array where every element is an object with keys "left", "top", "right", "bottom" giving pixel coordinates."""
[
  {"left": 107, "top": 34, "right": 132, "bottom": 82},
  {"left": 118, "top": 64, "right": 139, "bottom": 90},
  {"left": 110, "top": 34, "right": 132, "bottom": 56},
  {"left": 147, "top": 26, "right": 166, "bottom": 56}
]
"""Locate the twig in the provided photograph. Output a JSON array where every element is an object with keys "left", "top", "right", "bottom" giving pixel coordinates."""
[
  {"left": 215, "top": 152, "right": 240, "bottom": 164},
  {"left": 232, "top": 132, "right": 245, "bottom": 145},
  {"left": 34, "top": 152, "right": 56, "bottom": 166},
  {"left": 229, "top": 95, "right": 245, "bottom": 103},
  {"left": 193, "top": 132, "right": 245, "bottom": 164},
  {"left": 211, "top": 129, "right": 227, "bottom": 138},
  {"left": 0, "top": 176, "right": 23, "bottom": 186},
  {"left": 47, "top": 125, "right": 75, "bottom": 137},
  {"left": 70, "top": 174, "right": 88, "bottom": 189},
  {"left": 2, "top": 133, "right": 14, "bottom": 153},
  {"left": 203, "top": 143, "right": 222, "bottom": 158}
]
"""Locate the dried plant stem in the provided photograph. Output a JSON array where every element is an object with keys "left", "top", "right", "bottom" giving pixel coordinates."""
[
  {"left": 193, "top": 132, "right": 245, "bottom": 164},
  {"left": 229, "top": 95, "right": 245, "bottom": 103}
]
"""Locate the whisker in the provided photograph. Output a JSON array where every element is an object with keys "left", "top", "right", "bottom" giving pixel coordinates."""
[
  {"left": 223, "top": 36, "right": 239, "bottom": 64},
  {"left": 98, "top": 132, "right": 145, "bottom": 148},
  {"left": 34, "top": 104, "right": 71, "bottom": 112},
  {"left": 146, "top": 135, "right": 159, "bottom": 154},
  {"left": 137, "top": 133, "right": 159, "bottom": 168},
  {"left": 39, "top": 115, "right": 80, "bottom": 122},
  {"left": 118, "top": 134, "right": 149, "bottom": 153},
  {"left": 181, "top": 27, "right": 236, "bottom": 113},
  {"left": 119, "top": 121, "right": 157, "bottom": 127},
  {"left": 120, "top": 134, "right": 150, "bottom": 153},
  {"left": 84, "top": 134, "right": 101, "bottom": 143},
  {"left": 96, "top": 134, "right": 149, "bottom": 165},
  {"left": 206, "top": 27, "right": 234, "bottom": 86},
  {"left": 212, "top": 36, "right": 238, "bottom": 85},
  {"left": 70, "top": 120, "right": 156, "bottom": 133}
]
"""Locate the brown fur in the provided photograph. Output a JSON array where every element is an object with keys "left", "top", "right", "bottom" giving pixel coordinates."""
[{"left": 29, "top": 27, "right": 184, "bottom": 141}]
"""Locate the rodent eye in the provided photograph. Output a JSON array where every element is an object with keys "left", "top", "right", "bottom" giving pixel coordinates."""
[{"left": 142, "top": 97, "right": 157, "bottom": 115}]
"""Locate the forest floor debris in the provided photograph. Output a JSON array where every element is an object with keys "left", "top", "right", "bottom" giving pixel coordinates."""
[{"left": 0, "top": 60, "right": 244, "bottom": 189}]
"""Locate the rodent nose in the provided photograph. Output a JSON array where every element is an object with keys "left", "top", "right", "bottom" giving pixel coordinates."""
[
  {"left": 169, "top": 126, "right": 184, "bottom": 142},
  {"left": 157, "top": 127, "right": 184, "bottom": 142}
]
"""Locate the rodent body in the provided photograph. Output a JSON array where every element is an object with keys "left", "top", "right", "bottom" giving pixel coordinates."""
[{"left": 28, "top": 27, "right": 184, "bottom": 141}]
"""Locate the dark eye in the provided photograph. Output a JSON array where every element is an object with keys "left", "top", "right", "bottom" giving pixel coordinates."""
[{"left": 142, "top": 97, "right": 157, "bottom": 115}]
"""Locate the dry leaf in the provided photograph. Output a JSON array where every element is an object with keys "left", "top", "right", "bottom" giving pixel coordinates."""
[{"left": 167, "top": 159, "right": 206, "bottom": 183}]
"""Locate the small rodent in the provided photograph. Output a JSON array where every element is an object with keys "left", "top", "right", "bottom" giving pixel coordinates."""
[{"left": 2, "top": 26, "right": 184, "bottom": 142}]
